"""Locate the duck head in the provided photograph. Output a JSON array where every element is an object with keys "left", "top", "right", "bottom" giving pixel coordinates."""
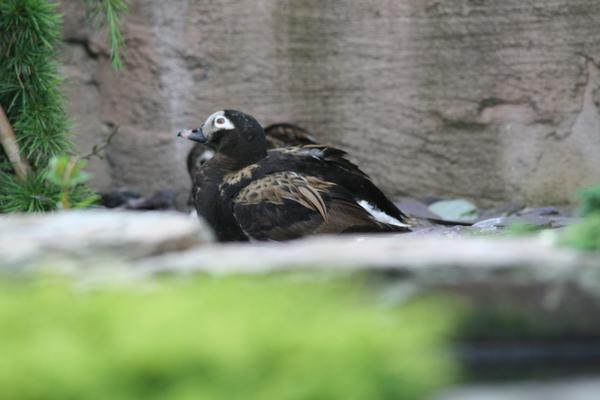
[{"left": 178, "top": 110, "right": 268, "bottom": 163}]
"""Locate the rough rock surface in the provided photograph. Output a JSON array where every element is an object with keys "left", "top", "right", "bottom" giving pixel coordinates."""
[
  {"left": 135, "top": 233, "right": 595, "bottom": 277},
  {"left": 58, "top": 0, "right": 600, "bottom": 207},
  {"left": 0, "top": 210, "right": 213, "bottom": 269},
  {"left": 2, "top": 210, "right": 594, "bottom": 284},
  {"left": 2, "top": 211, "right": 597, "bottom": 293}
]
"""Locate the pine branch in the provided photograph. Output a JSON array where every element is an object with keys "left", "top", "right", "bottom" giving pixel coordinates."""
[
  {"left": 0, "top": 104, "right": 30, "bottom": 180},
  {"left": 0, "top": 0, "right": 87, "bottom": 212},
  {"left": 104, "top": 0, "right": 128, "bottom": 70},
  {"left": 0, "top": 0, "right": 71, "bottom": 169},
  {"left": 85, "top": 0, "right": 129, "bottom": 70}
]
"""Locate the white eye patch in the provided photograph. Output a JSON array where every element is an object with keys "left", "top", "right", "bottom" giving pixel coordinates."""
[
  {"left": 214, "top": 116, "right": 230, "bottom": 128},
  {"left": 201, "top": 110, "right": 236, "bottom": 140},
  {"left": 207, "top": 111, "right": 235, "bottom": 130}
]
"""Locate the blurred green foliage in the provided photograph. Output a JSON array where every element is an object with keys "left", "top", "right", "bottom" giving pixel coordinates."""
[
  {"left": 0, "top": 277, "right": 456, "bottom": 400},
  {"left": 0, "top": 0, "right": 71, "bottom": 170},
  {"left": 46, "top": 155, "right": 99, "bottom": 209},
  {"left": 561, "top": 183, "right": 600, "bottom": 251},
  {"left": 577, "top": 184, "right": 600, "bottom": 218},
  {"left": 505, "top": 222, "right": 544, "bottom": 236},
  {"left": 561, "top": 213, "right": 600, "bottom": 251},
  {"left": 0, "top": 164, "right": 98, "bottom": 213},
  {"left": 0, "top": 0, "right": 126, "bottom": 213},
  {"left": 85, "top": 0, "right": 128, "bottom": 70}
]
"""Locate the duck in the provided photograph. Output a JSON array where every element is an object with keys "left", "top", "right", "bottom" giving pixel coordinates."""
[
  {"left": 178, "top": 110, "right": 410, "bottom": 242},
  {"left": 185, "top": 122, "right": 317, "bottom": 209}
]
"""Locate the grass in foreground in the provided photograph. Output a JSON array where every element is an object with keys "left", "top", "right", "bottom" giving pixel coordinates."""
[
  {"left": 561, "top": 183, "right": 600, "bottom": 251},
  {"left": 0, "top": 276, "right": 457, "bottom": 400}
]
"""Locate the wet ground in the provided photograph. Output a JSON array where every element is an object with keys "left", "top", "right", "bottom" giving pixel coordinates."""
[{"left": 99, "top": 188, "right": 577, "bottom": 236}]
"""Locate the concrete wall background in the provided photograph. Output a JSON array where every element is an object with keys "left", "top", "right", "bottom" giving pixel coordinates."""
[{"left": 59, "top": 0, "right": 600, "bottom": 207}]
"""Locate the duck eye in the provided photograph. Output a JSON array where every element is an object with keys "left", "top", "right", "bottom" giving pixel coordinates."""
[{"left": 215, "top": 117, "right": 226, "bottom": 125}]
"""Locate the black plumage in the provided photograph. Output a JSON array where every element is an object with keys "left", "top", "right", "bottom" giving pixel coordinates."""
[
  {"left": 185, "top": 122, "right": 317, "bottom": 208},
  {"left": 186, "top": 123, "right": 316, "bottom": 178},
  {"left": 178, "top": 110, "right": 410, "bottom": 242}
]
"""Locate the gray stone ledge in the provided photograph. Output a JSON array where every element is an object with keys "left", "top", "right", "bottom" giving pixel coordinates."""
[
  {"left": 135, "top": 234, "right": 598, "bottom": 281},
  {"left": 0, "top": 210, "right": 213, "bottom": 269}
]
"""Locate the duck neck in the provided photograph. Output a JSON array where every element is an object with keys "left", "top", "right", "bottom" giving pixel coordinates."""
[
  {"left": 211, "top": 150, "right": 265, "bottom": 172},
  {"left": 212, "top": 125, "right": 268, "bottom": 171},
  {"left": 215, "top": 137, "right": 268, "bottom": 171}
]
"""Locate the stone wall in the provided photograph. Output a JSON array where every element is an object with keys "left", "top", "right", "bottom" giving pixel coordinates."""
[{"left": 59, "top": 0, "right": 600, "bottom": 207}]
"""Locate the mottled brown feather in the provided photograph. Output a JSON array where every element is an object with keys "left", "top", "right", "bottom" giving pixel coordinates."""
[
  {"left": 234, "top": 172, "right": 333, "bottom": 220},
  {"left": 221, "top": 164, "right": 259, "bottom": 187}
]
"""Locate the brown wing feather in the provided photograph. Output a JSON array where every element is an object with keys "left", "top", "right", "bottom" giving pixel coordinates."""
[
  {"left": 232, "top": 172, "right": 406, "bottom": 240},
  {"left": 297, "top": 185, "right": 328, "bottom": 221},
  {"left": 314, "top": 198, "right": 402, "bottom": 234},
  {"left": 232, "top": 172, "right": 337, "bottom": 240},
  {"left": 235, "top": 172, "right": 333, "bottom": 217},
  {"left": 264, "top": 123, "right": 317, "bottom": 148}
]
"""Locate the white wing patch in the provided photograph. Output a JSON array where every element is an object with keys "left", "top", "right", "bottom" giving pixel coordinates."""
[
  {"left": 357, "top": 200, "right": 410, "bottom": 227},
  {"left": 297, "top": 148, "right": 324, "bottom": 159}
]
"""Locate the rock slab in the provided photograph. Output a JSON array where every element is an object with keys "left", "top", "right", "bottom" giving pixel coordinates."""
[
  {"left": 135, "top": 233, "right": 597, "bottom": 279},
  {"left": 0, "top": 210, "right": 213, "bottom": 269}
]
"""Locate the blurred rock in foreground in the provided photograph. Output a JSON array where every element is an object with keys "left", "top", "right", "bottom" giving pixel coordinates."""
[{"left": 0, "top": 210, "right": 213, "bottom": 270}]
